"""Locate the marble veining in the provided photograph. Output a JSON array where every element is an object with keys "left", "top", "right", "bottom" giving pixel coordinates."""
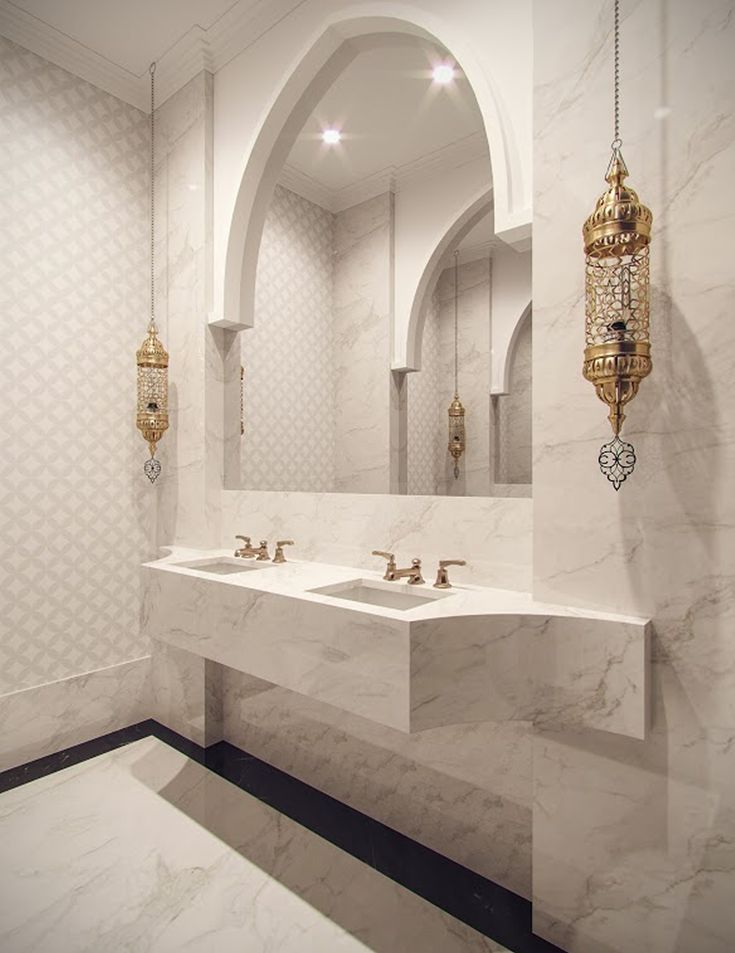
[
  {"left": 143, "top": 547, "right": 649, "bottom": 738},
  {"left": 221, "top": 487, "right": 533, "bottom": 591},
  {"left": 532, "top": 1, "right": 735, "bottom": 950},
  {"left": 0, "top": 737, "right": 509, "bottom": 952},
  {"left": 0, "top": 658, "right": 150, "bottom": 772}
]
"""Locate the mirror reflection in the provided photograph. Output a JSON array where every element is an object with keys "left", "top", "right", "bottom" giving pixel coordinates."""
[{"left": 240, "top": 38, "right": 531, "bottom": 497}]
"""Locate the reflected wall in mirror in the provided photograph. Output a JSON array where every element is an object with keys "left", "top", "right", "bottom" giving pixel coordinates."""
[{"left": 238, "top": 37, "right": 531, "bottom": 497}]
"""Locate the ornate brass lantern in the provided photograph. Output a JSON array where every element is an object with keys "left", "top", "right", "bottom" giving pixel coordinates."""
[
  {"left": 448, "top": 250, "right": 466, "bottom": 479},
  {"left": 448, "top": 394, "right": 466, "bottom": 480},
  {"left": 136, "top": 62, "right": 169, "bottom": 483},
  {"left": 136, "top": 322, "right": 168, "bottom": 481},
  {"left": 583, "top": 0, "right": 652, "bottom": 489}
]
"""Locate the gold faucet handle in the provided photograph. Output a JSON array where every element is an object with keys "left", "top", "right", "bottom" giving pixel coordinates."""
[
  {"left": 372, "top": 550, "right": 396, "bottom": 580},
  {"left": 234, "top": 535, "right": 251, "bottom": 557},
  {"left": 256, "top": 540, "right": 270, "bottom": 561},
  {"left": 434, "top": 559, "right": 466, "bottom": 589},
  {"left": 273, "top": 540, "right": 294, "bottom": 563}
]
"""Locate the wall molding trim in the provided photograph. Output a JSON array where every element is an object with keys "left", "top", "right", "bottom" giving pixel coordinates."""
[
  {"left": 0, "top": 0, "right": 304, "bottom": 110},
  {"left": 278, "top": 131, "right": 489, "bottom": 213}
]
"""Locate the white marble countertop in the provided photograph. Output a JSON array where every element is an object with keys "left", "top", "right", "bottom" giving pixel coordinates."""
[{"left": 145, "top": 547, "right": 647, "bottom": 626}]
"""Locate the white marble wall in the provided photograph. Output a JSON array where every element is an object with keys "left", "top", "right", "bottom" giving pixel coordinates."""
[
  {"left": 154, "top": 72, "right": 221, "bottom": 548},
  {"left": 494, "top": 312, "right": 532, "bottom": 485},
  {"left": 0, "top": 658, "right": 150, "bottom": 771},
  {"left": 532, "top": 1, "right": 735, "bottom": 950},
  {"left": 334, "top": 193, "right": 394, "bottom": 493},
  {"left": 221, "top": 488, "right": 532, "bottom": 591}
]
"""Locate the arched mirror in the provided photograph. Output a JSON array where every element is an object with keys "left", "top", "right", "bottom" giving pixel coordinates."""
[{"left": 236, "top": 34, "right": 531, "bottom": 497}]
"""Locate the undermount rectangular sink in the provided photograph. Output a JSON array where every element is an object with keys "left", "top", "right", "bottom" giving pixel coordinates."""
[
  {"left": 174, "top": 557, "right": 272, "bottom": 575},
  {"left": 309, "top": 579, "right": 452, "bottom": 611}
]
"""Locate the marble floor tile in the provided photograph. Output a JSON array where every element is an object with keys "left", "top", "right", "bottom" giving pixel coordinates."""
[{"left": 0, "top": 737, "right": 510, "bottom": 953}]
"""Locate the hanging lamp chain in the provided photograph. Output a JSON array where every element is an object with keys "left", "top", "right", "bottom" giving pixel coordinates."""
[
  {"left": 612, "top": 0, "right": 621, "bottom": 150},
  {"left": 149, "top": 62, "right": 156, "bottom": 333},
  {"left": 453, "top": 249, "right": 459, "bottom": 396}
]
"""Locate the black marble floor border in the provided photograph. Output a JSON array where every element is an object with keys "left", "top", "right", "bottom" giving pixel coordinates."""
[{"left": 0, "top": 722, "right": 564, "bottom": 953}]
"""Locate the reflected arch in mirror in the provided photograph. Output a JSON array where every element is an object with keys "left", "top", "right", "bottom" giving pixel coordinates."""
[
  {"left": 221, "top": 12, "right": 526, "bottom": 341},
  {"left": 492, "top": 304, "right": 532, "bottom": 488},
  {"left": 400, "top": 189, "right": 492, "bottom": 375},
  {"left": 405, "top": 207, "right": 532, "bottom": 497}
]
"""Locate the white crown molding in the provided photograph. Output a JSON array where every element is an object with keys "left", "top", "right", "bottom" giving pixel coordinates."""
[
  {"left": 280, "top": 132, "right": 490, "bottom": 214},
  {"left": 0, "top": 0, "right": 304, "bottom": 111},
  {"left": 0, "top": 1, "right": 146, "bottom": 108},
  {"left": 277, "top": 165, "right": 339, "bottom": 212}
]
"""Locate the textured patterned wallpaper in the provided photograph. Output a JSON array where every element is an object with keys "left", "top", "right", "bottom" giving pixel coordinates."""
[
  {"left": 407, "top": 290, "right": 445, "bottom": 495},
  {"left": 242, "top": 185, "right": 336, "bottom": 491},
  {"left": 0, "top": 38, "right": 153, "bottom": 693}
]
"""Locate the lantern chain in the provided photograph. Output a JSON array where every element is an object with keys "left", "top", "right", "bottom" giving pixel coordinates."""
[
  {"left": 612, "top": 0, "right": 621, "bottom": 150},
  {"left": 150, "top": 62, "right": 156, "bottom": 332},
  {"left": 453, "top": 249, "right": 459, "bottom": 396}
]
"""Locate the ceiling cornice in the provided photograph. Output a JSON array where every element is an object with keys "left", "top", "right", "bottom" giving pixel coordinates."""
[
  {"left": 279, "top": 131, "right": 490, "bottom": 214},
  {"left": 0, "top": 0, "right": 305, "bottom": 111},
  {"left": 0, "top": 1, "right": 144, "bottom": 107}
]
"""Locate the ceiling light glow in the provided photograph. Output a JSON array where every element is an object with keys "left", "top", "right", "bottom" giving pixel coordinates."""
[
  {"left": 432, "top": 64, "right": 455, "bottom": 85},
  {"left": 322, "top": 128, "right": 341, "bottom": 144}
]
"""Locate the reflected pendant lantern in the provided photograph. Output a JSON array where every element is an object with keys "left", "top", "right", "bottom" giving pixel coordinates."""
[
  {"left": 583, "top": 0, "right": 652, "bottom": 490},
  {"left": 448, "top": 250, "right": 466, "bottom": 479},
  {"left": 136, "top": 62, "right": 168, "bottom": 482}
]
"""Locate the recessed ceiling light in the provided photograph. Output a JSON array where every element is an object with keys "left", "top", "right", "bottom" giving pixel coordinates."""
[
  {"left": 322, "top": 128, "right": 341, "bottom": 144},
  {"left": 432, "top": 64, "right": 455, "bottom": 85}
]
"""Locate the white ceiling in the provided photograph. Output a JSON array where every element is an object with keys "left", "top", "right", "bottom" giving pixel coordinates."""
[
  {"left": 286, "top": 42, "right": 487, "bottom": 194},
  {"left": 3, "top": 0, "right": 238, "bottom": 74}
]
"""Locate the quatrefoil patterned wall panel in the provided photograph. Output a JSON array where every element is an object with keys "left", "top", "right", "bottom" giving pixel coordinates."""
[
  {"left": 0, "top": 37, "right": 154, "bottom": 693},
  {"left": 242, "top": 185, "right": 336, "bottom": 491}
]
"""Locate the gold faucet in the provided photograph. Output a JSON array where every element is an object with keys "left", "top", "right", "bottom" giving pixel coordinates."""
[
  {"left": 234, "top": 536, "right": 270, "bottom": 560},
  {"left": 433, "top": 559, "right": 466, "bottom": 589},
  {"left": 273, "top": 540, "right": 294, "bottom": 563},
  {"left": 372, "top": 551, "right": 424, "bottom": 585}
]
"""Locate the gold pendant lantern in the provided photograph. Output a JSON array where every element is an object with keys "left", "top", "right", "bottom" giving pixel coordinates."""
[
  {"left": 583, "top": 0, "right": 652, "bottom": 490},
  {"left": 448, "top": 250, "right": 466, "bottom": 479},
  {"left": 136, "top": 62, "right": 168, "bottom": 483}
]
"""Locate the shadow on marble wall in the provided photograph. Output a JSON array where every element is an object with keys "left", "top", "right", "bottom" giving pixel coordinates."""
[
  {"left": 220, "top": 669, "right": 532, "bottom": 898},
  {"left": 156, "top": 381, "right": 179, "bottom": 549}
]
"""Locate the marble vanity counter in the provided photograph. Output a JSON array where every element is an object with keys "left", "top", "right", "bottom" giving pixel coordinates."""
[{"left": 142, "top": 548, "right": 650, "bottom": 739}]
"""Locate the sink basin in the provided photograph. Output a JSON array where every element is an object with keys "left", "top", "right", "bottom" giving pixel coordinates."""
[
  {"left": 309, "top": 579, "right": 452, "bottom": 611},
  {"left": 174, "top": 557, "right": 272, "bottom": 575}
]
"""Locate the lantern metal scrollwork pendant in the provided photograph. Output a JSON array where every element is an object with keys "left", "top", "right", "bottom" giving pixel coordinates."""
[{"left": 583, "top": 0, "right": 652, "bottom": 490}]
